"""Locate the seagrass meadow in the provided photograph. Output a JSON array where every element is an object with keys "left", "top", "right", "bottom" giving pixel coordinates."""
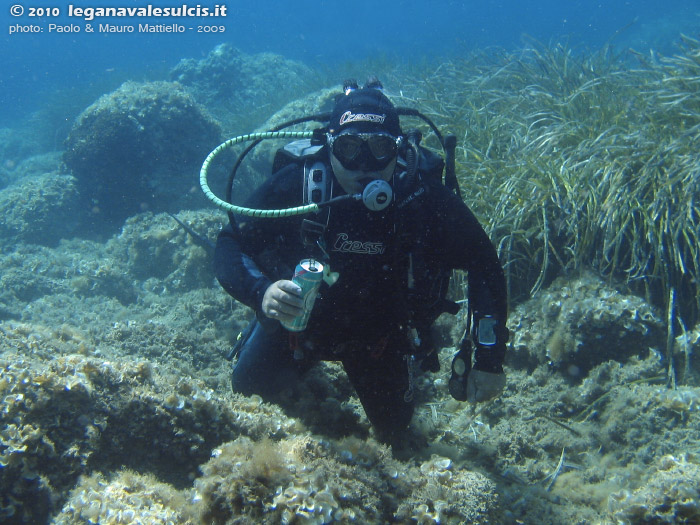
[{"left": 385, "top": 37, "right": 700, "bottom": 382}]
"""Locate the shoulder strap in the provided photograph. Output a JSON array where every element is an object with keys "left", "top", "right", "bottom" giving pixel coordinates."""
[
  {"left": 300, "top": 156, "right": 332, "bottom": 257},
  {"left": 271, "top": 138, "right": 324, "bottom": 174},
  {"left": 303, "top": 158, "right": 331, "bottom": 206}
]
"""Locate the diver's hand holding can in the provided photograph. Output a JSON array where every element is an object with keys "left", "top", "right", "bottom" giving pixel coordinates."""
[
  {"left": 282, "top": 259, "right": 324, "bottom": 332},
  {"left": 262, "top": 259, "right": 324, "bottom": 331},
  {"left": 262, "top": 279, "right": 304, "bottom": 323}
]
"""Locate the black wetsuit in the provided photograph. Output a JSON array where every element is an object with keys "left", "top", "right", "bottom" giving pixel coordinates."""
[{"left": 214, "top": 149, "right": 507, "bottom": 440}]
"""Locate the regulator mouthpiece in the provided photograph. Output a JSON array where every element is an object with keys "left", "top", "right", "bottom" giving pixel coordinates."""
[{"left": 361, "top": 179, "right": 393, "bottom": 211}]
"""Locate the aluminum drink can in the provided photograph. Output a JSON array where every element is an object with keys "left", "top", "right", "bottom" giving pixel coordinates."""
[{"left": 281, "top": 259, "right": 324, "bottom": 332}]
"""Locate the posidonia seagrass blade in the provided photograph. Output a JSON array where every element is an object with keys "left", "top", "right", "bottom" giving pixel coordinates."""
[{"left": 379, "top": 37, "right": 700, "bottom": 335}]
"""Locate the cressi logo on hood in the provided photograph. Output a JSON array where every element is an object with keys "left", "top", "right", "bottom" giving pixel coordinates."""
[
  {"left": 339, "top": 111, "right": 386, "bottom": 126},
  {"left": 329, "top": 87, "right": 401, "bottom": 136}
]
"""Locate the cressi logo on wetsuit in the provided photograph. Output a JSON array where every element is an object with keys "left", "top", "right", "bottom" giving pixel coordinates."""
[{"left": 332, "top": 233, "right": 386, "bottom": 255}]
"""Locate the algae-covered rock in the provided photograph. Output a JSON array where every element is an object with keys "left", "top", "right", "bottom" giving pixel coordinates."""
[
  {"left": 0, "top": 326, "right": 299, "bottom": 522},
  {"left": 608, "top": 453, "right": 700, "bottom": 524},
  {"left": 0, "top": 151, "right": 63, "bottom": 190},
  {"left": 63, "top": 80, "right": 221, "bottom": 228},
  {"left": 0, "top": 172, "right": 79, "bottom": 246},
  {"left": 110, "top": 210, "right": 222, "bottom": 291},
  {"left": 508, "top": 271, "right": 665, "bottom": 377},
  {"left": 394, "top": 455, "right": 498, "bottom": 524},
  {"left": 54, "top": 470, "right": 195, "bottom": 524},
  {"left": 192, "top": 433, "right": 499, "bottom": 524},
  {"left": 13, "top": 152, "right": 63, "bottom": 180},
  {"left": 170, "top": 43, "right": 318, "bottom": 135},
  {"left": 0, "top": 423, "right": 55, "bottom": 524},
  {"left": 0, "top": 238, "right": 136, "bottom": 312},
  {"left": 0, "top": 127, "right": 42, "bottom": 175}
]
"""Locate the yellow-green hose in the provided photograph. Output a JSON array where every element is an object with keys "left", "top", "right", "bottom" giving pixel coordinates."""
[{"left": 200, "top": 131, "right": 320, "bottom": 217}]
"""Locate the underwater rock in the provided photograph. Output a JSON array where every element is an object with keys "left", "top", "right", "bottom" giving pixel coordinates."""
[
  {"left": 63, "top": 80, "right": 221, "bottom": 229},
  {"left": 170, "top": 43, "right": 317, "bottom": 135},
  {"left": 0, "top": 128, "right": 43, "bottom": 176},
  {"left": 225, "top": 86, "right": 350, "bottom": 205},
  {"left": 0, "top": 325, "right": 300, "bottom": 523},
  {"left": 0, "top": 151, "right": 63, "bottom": 191},
  {"left": 608, "top": 453, "right": 700, "bottom": 524},
  {"left": 0, "top": 315, "right": 498, "bottom": 525},
  {"left": 13, "top": 152, "right": 63, "bottom": 180},
  {"left": 0, "top": 172, "right": 79, "bottom": 246},
  {"left": 257, "top": 86, "right": 339, "bottom": 133},
  {"left": 0, "top": 422, "right": 55, "bottom": 524},
  {"left": 194, "top": 433, "right": 499, "bottom": 524},
  {"left": 394, "top": 454, "right": 498, "bottom": 523},
  {"left": 0, "top": 238, "right": 136, "bottom": 310},
  {"left": 111, "top": 210, "right": 222, "bottom": 291},
  {"left": 53, "top": 470, "right": 195, "bottom": 524},
  {"left": 0, "top": 209, "right": 223, "bottom": 316},
  {"left": 508, "top": 271, "right": 664, "bottom": 378}
]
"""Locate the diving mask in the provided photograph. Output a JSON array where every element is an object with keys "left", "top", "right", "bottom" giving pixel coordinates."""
[
  {"left": 329, "top": 149, "right": 397, "bottom": 196},
  {"left": 328, "top": 132, "right": 401, "bottom": 171}
]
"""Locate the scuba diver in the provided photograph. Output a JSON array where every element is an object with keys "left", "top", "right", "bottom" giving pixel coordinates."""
[{"left": 211, "top": 78, "right": 508, "bottom": 443}]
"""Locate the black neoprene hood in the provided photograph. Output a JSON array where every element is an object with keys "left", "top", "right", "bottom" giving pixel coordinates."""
[{"left": 328, "top": 87, "right": 402, "bottom": 137}]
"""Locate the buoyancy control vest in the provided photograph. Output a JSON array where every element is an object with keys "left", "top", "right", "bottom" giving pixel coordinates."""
[{"left": 271, "top": 136, "right": 459, "bottom": 367}]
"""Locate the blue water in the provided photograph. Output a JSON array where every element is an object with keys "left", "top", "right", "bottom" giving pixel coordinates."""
[{"left": 1, "top": 0, "right": 698, "bottom": 123}]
